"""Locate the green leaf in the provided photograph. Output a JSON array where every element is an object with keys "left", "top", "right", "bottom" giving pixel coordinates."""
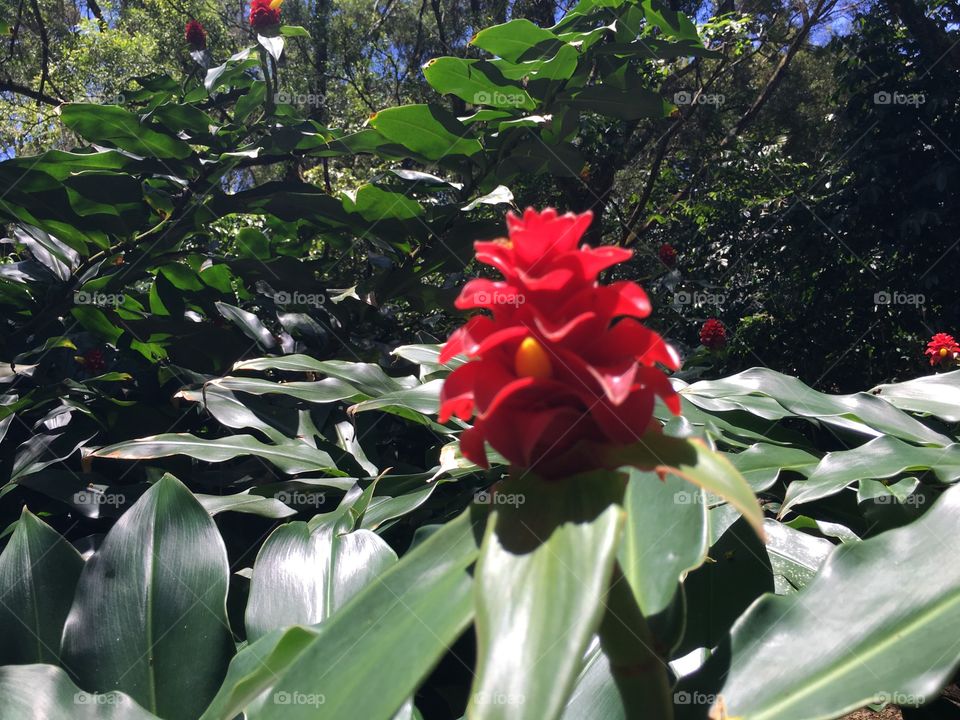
[
  {"left": 369, "top": 105, "right": 482, "bottom": 160},
  {"left": 640, "top": 0, "right": 700, "bottom": 42},
  {"left": 233, "top": 355, "right": 405, "bottom": 396},
  {"left": 195, "top": 491, "right": 296, "bottom": 518},
  {"left": 468, "top": 471, "right": 624, "bottom": 720},
  {"left": 59, "top": 104, "right": 193, "bottom": 160},
  {"left": 423, "top": 57, "right": 535, "bottom": 110},
  {"left": 619, "top": 470, "right": 709, "bottom": 617},
  {"left": 280, "top": 25, "right": 310, "bottom": 37},
  {"left": 711, "top": 483, "right": 960, "bottom": 720},
  {"left": 781, "top": 436, "right": 960, "bottom": 514},
  {"left": 471, "top": 19, "right": 563, "bottom": 62},
  {"left": 726, "top": 443, "right": 820, "bottom": 491},
  {"left": 201, "top": 509, "right": 480, "bottom": 720},
  {"left": 93, "top": 434, "right": 339, "bottom": 474},
  {"left": 236, "top": 227, "right": 270, "bottom": 260},
  {"left": 604, "top": 434, "right": 765, "bottom": 538},
  {"left": 244, "top": 516, "right": 397, "bottom": 642},
  {"left": 870, "top": 370, "right": 960, "bottom": 422},
  {"left": 0, "top": 664, "right": 158, "bottom": 719},
  {"left": 60, "top": 474, "right": 234, "bottom": 720},
  {"left": 763, "top": 518, "right": 834, "bottom": 593},
  {"left": 0, "top": 508, "right": 84, "bottom": 665},
  {"left": 342, "top": 184, "right": 424, "bottom": 221},
  {"left": 560, "top": 84, "right": 671, "bottom": 120}
]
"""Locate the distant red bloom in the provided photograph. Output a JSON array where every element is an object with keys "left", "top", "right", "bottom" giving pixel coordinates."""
[
  {"left": 184, "top": 19, "right": 207, "bottom": 49},
  {"left": 658, "top": 242, "right": 677, "bottom": 268},
  {"left": 80, "top": 349, "right": 107, "bottom": 375},
  {"left": 925, "top": 333, "right": 960, "bottom": 367},
  {"left": 700, "top": 318, "right": 727, "bottom": 351},
  {"left": 438, "top": 208, "right": 680, "bottom": 477},
  {"left": 249, "top": 0, "right": 282, "bottom": 31}
]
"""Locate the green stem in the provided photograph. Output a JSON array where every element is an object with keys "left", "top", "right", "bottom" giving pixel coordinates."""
[{"left": 599, "top": 567, "right": 675, "bottom": 720}]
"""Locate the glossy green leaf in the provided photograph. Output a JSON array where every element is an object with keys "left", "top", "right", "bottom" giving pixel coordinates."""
[
  {"left": 726, "top": 443, "right": 820, "bottom": 491},
  {"left": 423, "top": 57, "right": 535, "bottom": 110},
  {"left": 471, "top": 19, "right": 562, "bottom": 62},
  {"left": 619, "top": 470, "right": 709, "bottom": 616},
  {"left": 0, "top": 508, "right": 84, "bottom": 665},
  {"left": 233, "top": 355, "right": 406, "bottom": 396},
  {"left": 369, "top": 105, "right": 482, "bottom": 160},
  {"left": 94, "top": 433, "right": 338, "bottom": 474},
  {"left": 781, "top": 436, "right": 960, "bottom": 514},
  {"left": 0, "top": 664, "right": 158, "bottom": 720},
  {"left": 60, "top": 475, "right": 234, "bottom": 720},
  {"left": 59, "top": 104, "right": 193, "bottom": 160},
  {"left": 870, "top": 370, "right": 960, "bottom": 422},
  {"left": 469, "top": 472, "right": 624, "bottom": 720},
  {"left": 244, "top": 515, "right": 397, "bottom": 642},
  {"left": 712, "top": 483, "right": 960, "bottom": 720},
  {"left": 195, "top": 491, "right": 296, "bottom": 518}
]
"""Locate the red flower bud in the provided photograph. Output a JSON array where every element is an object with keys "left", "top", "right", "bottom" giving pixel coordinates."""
[
  {"left": 658, "top": 242, "right": 677, "bottom": 268},
  {"left": 439, "top": 208, "right": 680, "bottom": 477},
  {"left": 185, "top": 19, "right": 207, "bottom": 50},
  {"left": 699, "top": 318, "right": 727, "bottom": 351},
  {"left": 925, "top": 332, "right": 960, "bottom": 367},
  {"left": 79, "top": 348, "right": 107, "bottom": 375},
  {"left": 249, "top": 0, "right": 282, "bottom": 32}
]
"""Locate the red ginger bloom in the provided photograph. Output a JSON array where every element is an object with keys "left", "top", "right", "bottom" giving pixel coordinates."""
[
  {"left": 925, "top": 333, "right": 960, "bottom": 367},
  {"left": 438, "top": 208, "right": 680, "bottom": 477},
  {"left": 700, "top": 318, "right": 727, "bottom": 351},
  {"left": 249, "top": 0, "right": 282, "bottom": 31},
  {"left": 658, "top": 242, "right": 677, "bottom": 268},
  {"left": 185, "top": 19, "right": 207, "bottom": 49},
  {"left": 79, "top": 348, "right": 107, "bottom": 375}
]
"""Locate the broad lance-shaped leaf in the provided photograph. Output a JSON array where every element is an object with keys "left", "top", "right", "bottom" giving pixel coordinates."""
[
  {"left": 619, "top": 470, "right": 709, "bottom": 617},
  {"left": 0, "top": 508, "right": 84, "bottom": 665},
  {"left": 709, "top": 482, "right": 960, "bottom": 720},
  {"left": 201, "top": 508, "right": 480, "bottom": 720},
  {"left": 870, "top": 370, "right": 960, "bottom": 422},
  {"left": 780, "top": 436, "right": 960, "bottom": 515},
  {"left": 369, "top": 104, "right": 482, "bottom": 160},
  {"left": 681, "top": 368, "right": 953, "bottom": 446},
  {"left": 725, "top": 443, "right": 820, "bottom": 491},
  {"left": 604, "top": 433, "right": 765, "bottom": 539},
  {"left": 60, "top": 474, "right": 233, "bottom": 720},
  {"left": 93, "top": 433, "right": 339, "bottom": 474},
  {"left": 0, "top": 664, "right": 158, "bottom": 720},
  {"left": 468, "top": 472, "right": 624, "bottom": 720},
  {"left": 233, "top": 354, "right": 409, "bottom": 396},
  {"left": 244, "top": 512, "right": 397, "bottom": 642}
]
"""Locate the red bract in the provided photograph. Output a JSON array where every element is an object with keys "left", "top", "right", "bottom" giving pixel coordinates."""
[
  {"left": 438, "top": 208, "right": 680, "bottom": 477},
  {"left": 700, "top": 318, "right": 727, "bottom": 351},
  {"left": 80, "top": 349, "right": 107, "bottom": 375},
  {"left": 658, "top": 242, "right": 677, "bottom": 268},
  {"left": 185, "top": 19, "right": 207, "bottom": 49},
  {"left": 925, "top": 332, "right": 960, "bottom": 367},
  {"left": 249, "top": 0, "right": 281, "bottom": 31}
]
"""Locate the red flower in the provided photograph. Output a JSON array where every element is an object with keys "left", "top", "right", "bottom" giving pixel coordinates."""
[
  {"left": 185, "top": 19, "right": 207, "bottom": 49},
  {"left": 925, "top": 333, "right": 960, "bottom": 367},
  {"left": 658, "top": 242, "right": 677, "bottom": 268},
  {"left": 79, "top": 348, "right": 107, "bottom": 375},
  {"left": 249, "top": 0, "right": 282, "bottom": 32},
  {"left": 438, "top": 208, "right": 680, "bottom": 477},
  {"left": 700, "top": 318, "right": 727, "bottom": 351}
]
